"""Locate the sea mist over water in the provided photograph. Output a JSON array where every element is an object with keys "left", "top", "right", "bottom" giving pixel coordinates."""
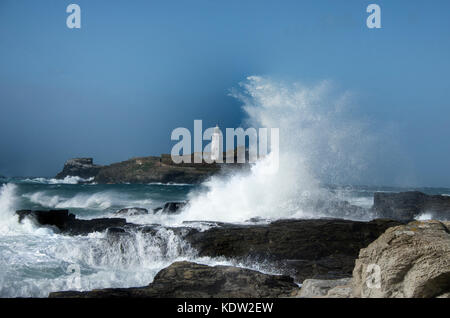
[{"left": 181, "top": 76, "right": 377, "bottom": 222}]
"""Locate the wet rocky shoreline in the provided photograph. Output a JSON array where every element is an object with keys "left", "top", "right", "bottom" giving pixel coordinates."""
[
  {"left": 47, "top": 219, "right": 450, "bottom": 299},
  {"left": 15, "top": 191, "right": 450, "bottom": 298}
]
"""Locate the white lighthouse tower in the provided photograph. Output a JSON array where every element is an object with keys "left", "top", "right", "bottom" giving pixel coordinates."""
[{"left": 211, "top": 125, "right": 221, "bottom": 162}]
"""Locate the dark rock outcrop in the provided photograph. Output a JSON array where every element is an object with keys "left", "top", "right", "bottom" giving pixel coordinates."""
[
  {"left": 160, "top": 202, "right": 187, "bottom": 214},
  {"left": 17, "top": 209, "right": 75, "bottom": 229},
  {"left": 16, "top": 210, "right": 129, "bottom": 236},
  {"left": 115, "top": 207, "right": 148, "bottom": 216},
  {"left": 373, "top": 191, "right": 450, "bottom": 220},
  {"left": 151, "top": 202, "right": 187, "bottom": 214},
  {"left": 49, "top": 261, "right": 300, "bottom": 298},
  {"left": 55, "top": 158, "right": 103, "bottom": 180},
  {"left": 184, "top": 218, "right": 403, "bottom": 281}
]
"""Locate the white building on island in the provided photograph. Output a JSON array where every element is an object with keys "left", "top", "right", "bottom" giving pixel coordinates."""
[{"left": 211, "top": 125, "right": 221, "bottom": 162}]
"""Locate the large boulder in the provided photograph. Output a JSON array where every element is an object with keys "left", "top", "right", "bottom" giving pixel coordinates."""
[
  {"left": 373, "top": 191, "right": 450, "bottom": 220},
  {"left": 55, "top": 158, "right": 103, "bottom": 180},
  {"left": 352, "top": 220, "right": 450, "bottom": 298},
  {"left": 185, "top": 218, "right": 403, "bottom": 281},
  {"left": 49, "top": 261, "right": 300, "bottom": 298}
]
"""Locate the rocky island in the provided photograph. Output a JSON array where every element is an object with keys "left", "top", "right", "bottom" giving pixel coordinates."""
[
  {"left": 55, "top": 152, "right": 249, "bottom": 184},
  {"left": 55, "top": 158, "right": 102, "bottom": 180}
]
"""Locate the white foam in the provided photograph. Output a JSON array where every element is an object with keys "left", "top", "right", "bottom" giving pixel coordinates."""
[
  {"left": 24, "top": 176, "right": 94, "bottom": 185},
  {"left": 148, "top": 182, "right": 194, "bottom": 186},
  {"left": 0, "top": 183, "right": 54, "bottom": 236},
  {"left": 416, "top": 212, "right": 433, "bottom": 221},
  {"left": 23, "top": 190, "right": 153, "bottom": 211},
  {"left": 0, "top": 225, "right": 257, "bottom": 297}
]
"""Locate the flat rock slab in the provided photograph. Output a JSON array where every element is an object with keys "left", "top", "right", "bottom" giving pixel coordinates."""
[{"left": 49, "top": 261, "right": 301, "bottom": 298}]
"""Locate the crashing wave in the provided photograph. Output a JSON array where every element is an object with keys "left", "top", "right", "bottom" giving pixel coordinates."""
[{"left": 179, "top": 76, "right": 377, "bottom": 223}]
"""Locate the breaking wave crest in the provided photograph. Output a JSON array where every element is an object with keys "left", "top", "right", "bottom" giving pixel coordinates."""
[{"left": 0, "top": 183, "right": 49, "bottom": 235}]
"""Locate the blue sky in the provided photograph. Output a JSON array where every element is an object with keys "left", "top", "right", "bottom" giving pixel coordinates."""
[{"left": 0, "top": 0, "right": 449, "bottom": 186}]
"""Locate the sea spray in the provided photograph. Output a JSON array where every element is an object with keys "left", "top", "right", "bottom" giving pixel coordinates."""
[
  {"left": 0, "top": 183, "right": 42, "bottom": 235},
  {"left": 0, "top": 183, "right": 191, "bottom": 296},
  {"left": 0, "top": 228, "right": 189, "bottom": 297},
  {"left": 0, "top": 219, "right": 281, "bottom": 297},
  {"left": 179, "top": 76, "right": 376, "bottom": 222},
  {"left": 0, "top": 183, "right": 18, "bottom": 234}
]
